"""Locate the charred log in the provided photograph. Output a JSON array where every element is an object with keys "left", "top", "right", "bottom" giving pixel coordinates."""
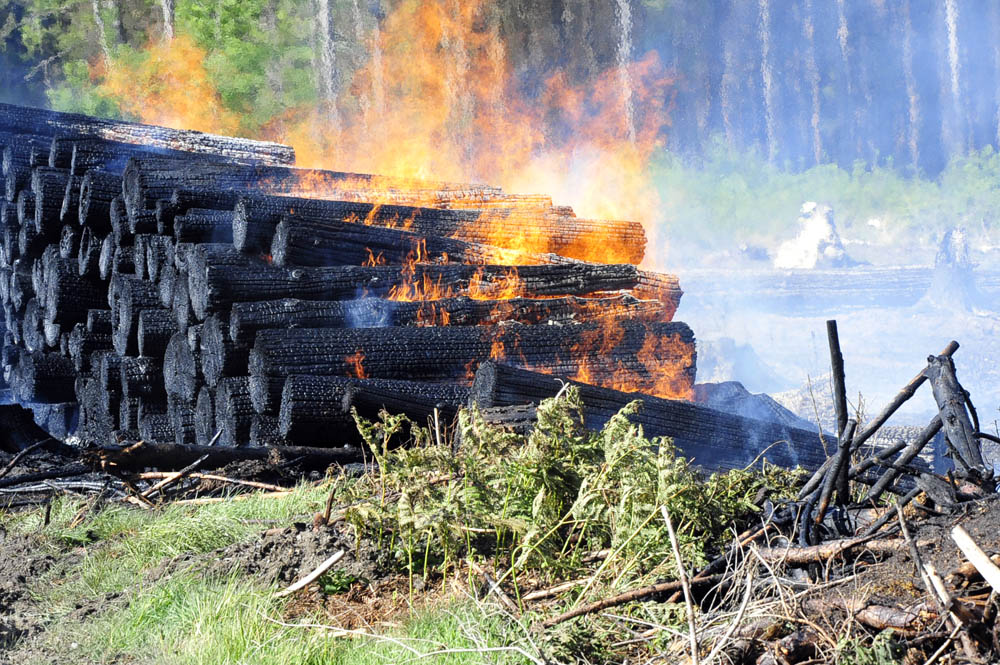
[
  {"left": 215, "top": 377, "right": 254, "bottom": 446},
  {"left": 137, "top": 309, "right": 176, "bottom": 358},
  {"left": 58, "top": 224, "right": 78, "bottom": 259},
  {"left": 249, "top": 321, "right": 695, "bottom": 413},
  {"left": 12, "top": 349, "right": 76, "bottom": 403},
  {"left": 0, "top": 102, "right": 295, "bottom": 165},
  {"left": 229, "top": 294, "right": 662, "bottom": 345},
  {"left": 200, "top": 315, "right": 249, "bottom": 386},
  {"left": 77, "top": 170, "right": 120, "bottom": 233},
  {"left": 43, "top": 257, "right": 106, "bottom": 326},
  {"left": 173, "top": 209, "right": 234, "bottom": 244},
  {"left": 163, "top": 330, "right": 202, "bottom": 403},
  {"left": 76, "top": 227, "right": 102, "bottom": 278},
  {"left": 191, "top": 262, "right": 641, "bottom": 320},
  {"left": 472, "top": 362, "right": 828, "bottom": 472},
  {"left": 120, "top": 356, "right": 165, "bottom": 402}
]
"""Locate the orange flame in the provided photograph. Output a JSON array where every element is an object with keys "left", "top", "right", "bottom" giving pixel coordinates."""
[
  {"left": 345, "top": 350, "right": 368, "bottom": 379},
  {"left": 94, "top": 35, "right": 241, "bottom": 136}
]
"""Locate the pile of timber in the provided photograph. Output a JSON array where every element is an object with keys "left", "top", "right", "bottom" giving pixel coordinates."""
[{"left": 0, "top": 102, "right": 830, "bottom": 473}]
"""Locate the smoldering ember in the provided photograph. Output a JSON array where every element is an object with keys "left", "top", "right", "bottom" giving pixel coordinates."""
[{"left": 0, "top": 3, "right": 999, "bottom": 665}]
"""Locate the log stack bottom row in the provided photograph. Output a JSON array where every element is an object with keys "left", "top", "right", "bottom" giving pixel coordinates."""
[{"left": 0, "top": 102, "right": 826, "bottom": 472}]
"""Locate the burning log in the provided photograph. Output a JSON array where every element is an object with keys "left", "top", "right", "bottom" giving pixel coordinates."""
[
  {"left": 228, "top": 294, "right": 663, "bottom": 345},
  {"left": 0, "top": 102, "right": 295, "bottom": 165},
  {"left": 234, "top": 195, "right": 645, "bottom": 264},
  {"left": 270, "top": 215, "right": 530, "bottom": 268},
  {"left": 472, "top": 362, "right": 828, "bottom": 472},
  {"left": 249, "top": 321, "right": 695, "bottom": 413},
  {"left": 122, "top": 159, "right": 321, "bottom": 218},
  {"left": 190, "top": 262, "right": 643, "bottom": 320}
]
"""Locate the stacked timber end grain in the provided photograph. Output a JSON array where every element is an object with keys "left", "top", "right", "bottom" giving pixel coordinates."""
[{"left": 0, "top": 101, "right": 818, "bottom": 472}]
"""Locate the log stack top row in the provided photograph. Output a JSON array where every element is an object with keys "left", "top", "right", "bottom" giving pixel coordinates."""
[{"left": 0, "top": 102, "right": 827, "bottom": 473}]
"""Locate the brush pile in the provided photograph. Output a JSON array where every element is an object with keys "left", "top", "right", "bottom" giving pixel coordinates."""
[
  {"left": 0, "top": 102, "right": 832, "bottom": 472},
  {"left": 596, "top": 324, "right": 999, "bottom": 664}
]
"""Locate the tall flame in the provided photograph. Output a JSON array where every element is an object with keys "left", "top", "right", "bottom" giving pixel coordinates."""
[{"left": 89, "top": 3, "right": 672, "bottom": 266}]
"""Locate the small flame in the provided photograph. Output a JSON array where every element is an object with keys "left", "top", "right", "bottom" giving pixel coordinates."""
[{"left": 345, "top": 350, "right": 368, "bottom": 379}]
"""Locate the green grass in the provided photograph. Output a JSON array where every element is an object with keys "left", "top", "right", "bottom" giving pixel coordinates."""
[
  {"left": 1, "top": 481, "right": 332, "bottom": 603},
  {"left": 1, "top": 391, "right": 805, "bottom": 664},
  {"left": 41, "top": 571, "right": 534, "bottom": 665}
]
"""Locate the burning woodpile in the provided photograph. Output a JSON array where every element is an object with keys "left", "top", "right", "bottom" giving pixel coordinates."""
[{"left": 0, "top": 101, "right": 831, "bottom": 471}]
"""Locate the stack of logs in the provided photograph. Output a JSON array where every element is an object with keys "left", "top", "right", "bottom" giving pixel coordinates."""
[{"left": 0, "top": 102, "right": 827, "bottom": 472}]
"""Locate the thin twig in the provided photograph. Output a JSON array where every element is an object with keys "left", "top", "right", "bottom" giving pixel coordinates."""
[
  {"left": 140, "top": 454, "right": 209, "bottom": 500},
  {"left": 0, "top": 439, "right": 55, "bottom": 480},
  {"left": 468, "top": 560, "right": 520, "bottom": 615},
  {"left": 137, "top": 472, "right": 286, "bottom": 492},
  {"left": 702, "top": 567, "right": 754, "bottom": 665},
  {"left": 662, "top": 505, "right": 699, "bottom": 665},
  {"left": 274, "top": 549, "right": 345, "bottom": 598},
  {"left": 922, "top": 623, "right": 963, "bottom": 665}
]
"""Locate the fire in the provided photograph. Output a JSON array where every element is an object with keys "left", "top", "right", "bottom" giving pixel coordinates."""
[
  {"left": 93, "top": 35, "right": 241, "bottom": 136},
  {"left": 467, "top": 267, "right": 523, "bottom": 301},
  {"left": 345, "top": 350, "right": 368, "bottom": 379},
  {"left": 363, "top": 248, "right": 386, "bottom": 267},
  {"left": 486, "top": 318, "right": 695, "bottom": 401},
  {"left": 267, "top": 0, "right": 671, "bottom": 265},
  {"left": 88, "top": 2, "right": 673, "bottom": 268}
]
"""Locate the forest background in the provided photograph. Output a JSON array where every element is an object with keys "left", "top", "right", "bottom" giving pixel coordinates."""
[{"left": 3, "top": 0, "right": 1000, "bottom": 262}]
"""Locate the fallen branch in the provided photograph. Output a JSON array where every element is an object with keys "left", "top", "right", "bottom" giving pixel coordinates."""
[
  {"left": 662, "top": 505, "right": 699, "bottom": 665},
  {"left": 140, "top": 454, "right": 209, "bottom": 500},
  {"left": 137, "top": 472, "right": 287, "bottom": 493},
  {"left": 951, "top": 525, "right": 1000, "bottom": 593},
  {"left": 173, "top": 490, "right": 294, "bottom": 505},
  {"left": 537, "top": 573, "right": 726, "bottom": 629},
  {"left": 0, "top": 464, "right": 91, "bottom": 489},
  {"left": 91, "top": 441, "right": 365, "bottom": 471},
  {"left": 468, "top": 560, "right": 520, "bottom": 615},
  {"left": 274, "top": 549, "right": 346, "bottom": 598},
  {"left": 0, "top": 439, "right": 56, "bottom": 480}
]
